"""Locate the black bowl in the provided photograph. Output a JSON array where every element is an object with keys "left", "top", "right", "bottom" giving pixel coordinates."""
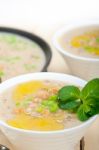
[{"left": 0, "top": 27, "right": 52, "bottom": 72}]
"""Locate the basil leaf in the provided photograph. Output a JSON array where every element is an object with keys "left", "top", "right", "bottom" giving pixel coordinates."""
[
  {"left": 58, "top": 86, "right": 80, "bottom": 102},
  {"left": 56, "top": 78, "right": 99, "bottom": 121},
  {"left": 58, "top": 100, "right": 81, "bottom": 110},
  {"left": 81, "top": 78, "right": 99, "bottom": 101},
  {"left": 83, "top": 103, "right": 91, "bottom": 113},
  {"left": 77, "top": 105, "right": 89, "bottom": 121},
  {"left": 87, "top": 98, "right": 99, "bottom": 107},
  {"left": 87, "top": 105, "right": 99, "bottom": 115},
  {"left": 87, "top": 99, "right": 99, "bottom": 115}
]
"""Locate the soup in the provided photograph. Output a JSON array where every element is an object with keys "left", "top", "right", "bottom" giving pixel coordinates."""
[
  {"left": 0, "top": 33, "right": 45, "bottom": 81},
  {"left": 0, "top": 80, "right": 81, "bottom": 131},
  {"left": 60, "top": 29, "right": 99, "bottom": 58}
]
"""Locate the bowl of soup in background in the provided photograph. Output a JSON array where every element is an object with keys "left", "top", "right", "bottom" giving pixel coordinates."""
[
  {"left": 0, "top": 72, "right": 98, "bottom": 150},
  {"left": 0, "top": 27, "right": 52, "bottom": 81},
  {"left": 53, "top": 21, "right": 99, "bottom": 80}
]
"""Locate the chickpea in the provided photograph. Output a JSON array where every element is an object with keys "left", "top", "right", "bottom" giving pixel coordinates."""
[{"left": 37, "top": 89, "right": 49, "bottom": 99}]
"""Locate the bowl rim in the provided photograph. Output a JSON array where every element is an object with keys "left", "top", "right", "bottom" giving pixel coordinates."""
[
  {"left": 53, "top": 20, "right": 99, "bottom": 62},
  {"left": 0, "top": 26, "right": 52, "bottom": 72},
  {"left": 0, "top": 72, "right": 98, "bottom": 134}
]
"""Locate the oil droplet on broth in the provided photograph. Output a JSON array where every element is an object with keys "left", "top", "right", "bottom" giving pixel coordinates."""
[
  {"left": 12, "top": 81, "right": 45, "bottom": 102},
  {"left": 7, "top": 113, "right": 64, "bottom": 131}
]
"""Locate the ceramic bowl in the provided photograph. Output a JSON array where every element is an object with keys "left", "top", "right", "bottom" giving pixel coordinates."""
[
  {"left": 0, "top": 72, "right": 98, "bottom": 150},
  {"left": 53, "top": 21, "right": 99, "bottom": 80},
  {"left": 0, "top": 27, "right": 52, "bottom": 76}
]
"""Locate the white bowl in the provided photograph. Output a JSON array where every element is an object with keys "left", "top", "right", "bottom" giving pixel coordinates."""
[
  {"left": 53, "top": 21, "right": 99, "bottom": 80},
  {"left": 0, "top": 73, "right": 98, "bottom": 150}
]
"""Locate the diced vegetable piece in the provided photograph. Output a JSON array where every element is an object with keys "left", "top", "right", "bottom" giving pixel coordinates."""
[
  {"left": 36, "top": 105, "right": 45, "bottom": 113},
  {"left": 47, "top": 101, "right": 56, "bottom": 106},
  {"left": 41, "top": 99, "right": 59, "bottom": 112},
  {"left": 41, "top": 100, "right": 49, "bottom": 106},
  {"left": 48, "top": 95, "right": 58, "bottom": 101},
  {"left": 49, "top": 103, "right": 59, "bottom": 112}
]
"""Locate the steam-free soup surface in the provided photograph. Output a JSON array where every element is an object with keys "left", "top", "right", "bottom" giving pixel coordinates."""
[
  {"left": 0, "top": 80, "right": 81, "bottom": 131},
  {"left": 60, "top": 30, "right": 99, "bottom": 58},
  {"left": 0, "top": 33, "right": 45, "bottom": 80}
]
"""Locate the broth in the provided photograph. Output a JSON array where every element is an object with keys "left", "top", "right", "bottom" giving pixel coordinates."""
[
  {"left": 60, "top": 29, "right": 99, "bottom": 58},
  {"left": 0, "top": 33, "right": 45, "bottom": 81},
  {"left": 0, "top": 80, "right": 81, "bottom": 131}
]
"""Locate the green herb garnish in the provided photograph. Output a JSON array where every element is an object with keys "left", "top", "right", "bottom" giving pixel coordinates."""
[
  {"left": 1, "top": 34, "right": 17, "bottom": 44},
  {"left": 24, "top": 64, "right": 36, "bottom": 71},
  {"left": 58, "top": 86, "right": 80, "bottom": 101},
  {"left": 0, "top": 56, "right": 21, "bottom": 64},
  {"left": 58, "top": 100, "right": 81, "bottom": 110},
  {"left": 58, "top": 78, "right": 99, "bottom": 121}
]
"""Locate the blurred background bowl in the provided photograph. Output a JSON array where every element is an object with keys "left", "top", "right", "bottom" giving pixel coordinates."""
[
  {"left": 0, "top": 27, "right": 52, "bottom": 81},
  {"left": 53, "top": 21, "right": 99, "bottom": 80}
]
